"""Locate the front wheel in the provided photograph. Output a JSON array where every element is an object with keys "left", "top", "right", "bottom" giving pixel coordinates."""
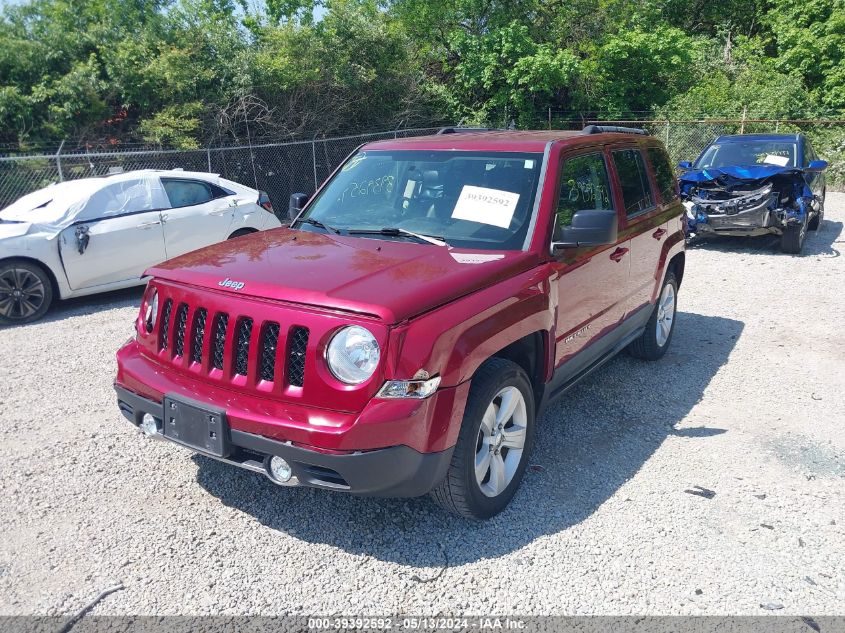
[
  {"left": 0, "top": 260, "right": 53, "bottom": 325},
  {"left": 430, "top": 358, "right": 535, "bottom": 519},
  {"left": 808, "top": 196, "right": 824, "bottom": 231},
  {"left": 781, "top": 219, "right": 807, "bottom": 254},
  {"left": 628, "top": 271, "right": 678, "bottom": 361}
]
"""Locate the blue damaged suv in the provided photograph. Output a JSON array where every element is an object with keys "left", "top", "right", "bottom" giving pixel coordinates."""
[{"left": 678, "top": 133, "right": 827, "bottom": 254}]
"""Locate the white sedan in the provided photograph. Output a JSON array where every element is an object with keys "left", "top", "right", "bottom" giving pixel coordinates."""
[{"left": 0, "top": 169, "right": 282, "bottom": 324}]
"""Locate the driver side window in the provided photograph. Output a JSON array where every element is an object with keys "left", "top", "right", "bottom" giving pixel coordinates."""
[{"left": 556, "top": 153, "right": 613, "bottom": 229}]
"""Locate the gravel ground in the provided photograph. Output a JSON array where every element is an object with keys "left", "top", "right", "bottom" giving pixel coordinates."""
[{"left": 1, "top": 195, "right": 843, "bottom": 617}]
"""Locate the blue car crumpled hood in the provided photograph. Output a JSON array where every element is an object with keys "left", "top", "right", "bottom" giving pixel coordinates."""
[{"left": 679, "top": 164, "right": 804, "bottom": 185}]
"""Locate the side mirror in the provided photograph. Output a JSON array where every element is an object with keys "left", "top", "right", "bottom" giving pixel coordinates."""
[
  {"left": 677, "top": 160, "right": 693, "bottom": 170},
  {"left": 288, "top": 193, "right": 309, "bottom": 221},
  {"left": 806, "top": 159, "right": 828, "bottom": 172},
  {"left": 551, "top": 209, "right": 618, "bottom": 255}
]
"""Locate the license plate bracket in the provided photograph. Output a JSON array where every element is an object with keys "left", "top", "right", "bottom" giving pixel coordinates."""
[{"left": 162, "top": 395, "right": 229, "bottom": 457}]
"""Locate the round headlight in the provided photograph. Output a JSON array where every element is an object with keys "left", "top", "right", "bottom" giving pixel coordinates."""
[
  {"left": 144, "top": 288, "right": 158, "bottom": 334},
  {"left": 326, "top": 326, "right": 380, "bottom": 384}
]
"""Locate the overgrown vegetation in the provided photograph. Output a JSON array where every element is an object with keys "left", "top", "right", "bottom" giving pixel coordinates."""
[{"left": 0, "top": 0, "right": 843, "bottom": 149}]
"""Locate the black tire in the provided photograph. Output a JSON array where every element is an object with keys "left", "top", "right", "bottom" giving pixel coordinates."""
[
  {"left": 430, "top": 358, "right": 536, "bottom": 520},
  {"left": 0, "top": 259, "right": 53, "bottom": 325},
  {"left": 628, "top": 271, "right": 678, "bottom": 361},
  {"left": 780, "top": 220, "right": 807, "bottom": 254},
  {"left": 808, "top": 195, "right": 824, "bottom": 231},
  {"left": 228, "top": 228, "right": 257, "bottom": 240}
]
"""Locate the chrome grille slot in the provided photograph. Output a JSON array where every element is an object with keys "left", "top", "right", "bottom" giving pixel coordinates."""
[
  {"left": 287, "top": 326, "right": 309, "bottom": 387},
  {"left": 211, "top": 313, "right": 228, "bottom": 371},
  {"left": 234, "top": 317, "right": 253, "bottom": 376},
  {"left": 190, "top": 308, "right": 208, "bottom": 364},
  {"left": 159, "top": 299, "right": 173, "bottom": 350},
  {"left": 259, "top": 322, "right": 280, "bottom": 382},
  {"left": 173, "top": 303, "right": 188, "bottom": 357}
]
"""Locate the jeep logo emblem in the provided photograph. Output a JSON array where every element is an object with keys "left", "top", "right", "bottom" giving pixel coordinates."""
[{"left": 218, "top": 278, "right": 245, "bottom": 291}]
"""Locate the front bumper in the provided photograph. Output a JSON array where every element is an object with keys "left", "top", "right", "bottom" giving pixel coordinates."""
[
  {"left": 117, "top": 339, "right": 468, "bottom": 453},
  {"left": 116, "top": 384, "right": 454, "bottom": 497},
  {"left": 695, "top": 203, "right": 778, "bottom": 233}
]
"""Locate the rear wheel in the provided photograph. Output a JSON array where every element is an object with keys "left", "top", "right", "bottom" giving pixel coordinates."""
[
  {"left": 628, "top": 271, "right": 678, "bottom": 361},
  {"left": 0, "top": 260, "right": 53, "bottom": 325},
  {"left": 781, "top": 218, "right": 807, "bottom": 254},
  {"left": 430, "top": 358, "right": 535, "bottom": 519}
]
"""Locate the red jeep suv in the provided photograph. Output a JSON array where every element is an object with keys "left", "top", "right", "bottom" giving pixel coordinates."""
[{"left": 115, "top": 127, "right": 686, "bottom": 519}]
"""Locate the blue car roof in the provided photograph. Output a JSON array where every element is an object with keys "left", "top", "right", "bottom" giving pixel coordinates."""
[{"left": 712, "top": 133, "right": 803, "bottom": 143}]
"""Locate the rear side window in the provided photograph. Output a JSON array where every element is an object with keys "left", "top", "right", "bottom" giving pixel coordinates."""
[
  {"left": 209, "top": 183, "right": 233, "bottom": 198},
  {"left": 612, "top": 149, "right": 654, "bottom": 217},
  {"left": 556, "top": 153, "right": 614, "bottom": 228},
  {"left": 162, "top": 179, "right": 214, "bottom": 208},
  {"left": 646, "top": 147, "right": 678, "bottom": 203}
]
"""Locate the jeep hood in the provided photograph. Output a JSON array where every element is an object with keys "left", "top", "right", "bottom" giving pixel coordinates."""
[{"left": 145, "top": 228, "right": 540, "bottom": 323}]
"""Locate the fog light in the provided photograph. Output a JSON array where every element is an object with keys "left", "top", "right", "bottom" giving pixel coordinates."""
[
  {"left": 269, "top": 456, "right": 292, "bottom": 482},
  {"left": 140, "top": 413, "right": 159, "bottom": 436}
]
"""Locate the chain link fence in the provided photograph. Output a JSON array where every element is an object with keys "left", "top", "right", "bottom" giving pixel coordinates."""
[
  {"left": 1, "top": 120, "right": 842, "bottom": 210},
  {"left": 0, "top": 127, "right": 443, "bottom": 211}
]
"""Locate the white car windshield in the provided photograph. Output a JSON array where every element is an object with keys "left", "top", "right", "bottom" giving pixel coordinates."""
[{"left": 296, "top": 150, "right": 544, "bottom": 250}]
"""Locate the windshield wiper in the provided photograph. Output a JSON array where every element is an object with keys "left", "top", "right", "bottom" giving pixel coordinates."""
[
  {"left": 346, "top": 227, "right": 448, "bottom": 246},
  {"left": 297, "top": 217, "right": 341, "bottom": 234}
]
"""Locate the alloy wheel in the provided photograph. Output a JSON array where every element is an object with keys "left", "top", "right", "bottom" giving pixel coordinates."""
[
  {"left": 474, "top": 386, "right": 528, "bottom": 498},
  {"left": 655, "top": 282, "right": 676, "bottom": 347},
  {"left": 0, "top": 268, "right": 46, "bottom": 320}
]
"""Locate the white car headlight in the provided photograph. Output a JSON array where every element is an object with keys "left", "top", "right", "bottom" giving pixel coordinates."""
[
  {"left": 143, "top": 288, "right": 158, "bottom": 334},
  {"left": 326, "top": 326, "right": 380, "bottom": 384}
]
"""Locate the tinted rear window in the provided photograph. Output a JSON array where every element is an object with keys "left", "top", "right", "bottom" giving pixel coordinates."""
[
  {"left": 612, "top": 149, "right": 654, "bottom": 216},
  {"left": 647, "top": 147, "right": 678, "bottom": 203},
  {"left": 163, "top": 179, "right": 214, "bottom": 207}
]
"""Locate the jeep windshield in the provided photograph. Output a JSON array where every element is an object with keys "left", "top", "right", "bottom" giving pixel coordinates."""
[
  {"left": 695, "top": 141, "right": 798, "bottom": 169},
  {"left": 294, "top": 150, "right": 544, "bottom": 250}
]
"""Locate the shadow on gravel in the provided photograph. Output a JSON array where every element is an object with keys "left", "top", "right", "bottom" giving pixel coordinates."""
[
  {"left": 195, "top": 311, "right": 743, "bottom": 568},
  {"left": 0, "top": 285, "right": 143, "bottom": 330},
  {"left": 688, "top": 219, "right": 842, "bottom": 258}
]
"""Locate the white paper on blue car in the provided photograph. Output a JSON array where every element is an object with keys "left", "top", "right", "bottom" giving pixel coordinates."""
[
  {"left": 451, "top": 185, "right": 520, "bottom": 229},
  {"left": 763, "top": 154, "right": 790, "bottom": 167}
]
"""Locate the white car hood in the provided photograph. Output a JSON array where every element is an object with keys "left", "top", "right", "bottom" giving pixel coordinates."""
[{"left": 0, "top": 180, "right": 101, "bottom": 228}]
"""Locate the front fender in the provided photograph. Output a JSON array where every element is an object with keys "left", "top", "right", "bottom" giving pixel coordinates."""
[
  {"left": 385, "top": 266, "right": 554, "bottom": 389},
  {"left": 0, "top": 230, "right": 71, "bottom": 298}
]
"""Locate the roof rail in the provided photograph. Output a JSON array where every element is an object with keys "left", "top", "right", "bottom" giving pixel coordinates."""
[
  {"left": 436, "top": 127, "right": 504, "bottom": 135},
  {"left": 582, "top": 125, "right": 648, "bottom": 136}
]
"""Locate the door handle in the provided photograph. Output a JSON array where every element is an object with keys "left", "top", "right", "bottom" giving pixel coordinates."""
[
  {"left": 609, "top": 247, "right": 629, "bottom": 262},
  {"left": 137, "top": 220, "right": 161, "bottom": 229},
  {"left": 652, "top": 228, "right": 667, "bottom": 240}
]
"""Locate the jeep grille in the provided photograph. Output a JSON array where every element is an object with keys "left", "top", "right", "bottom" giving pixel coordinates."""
[{"left": 154, "top": 292, "right": 310, "bottom": 389}]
